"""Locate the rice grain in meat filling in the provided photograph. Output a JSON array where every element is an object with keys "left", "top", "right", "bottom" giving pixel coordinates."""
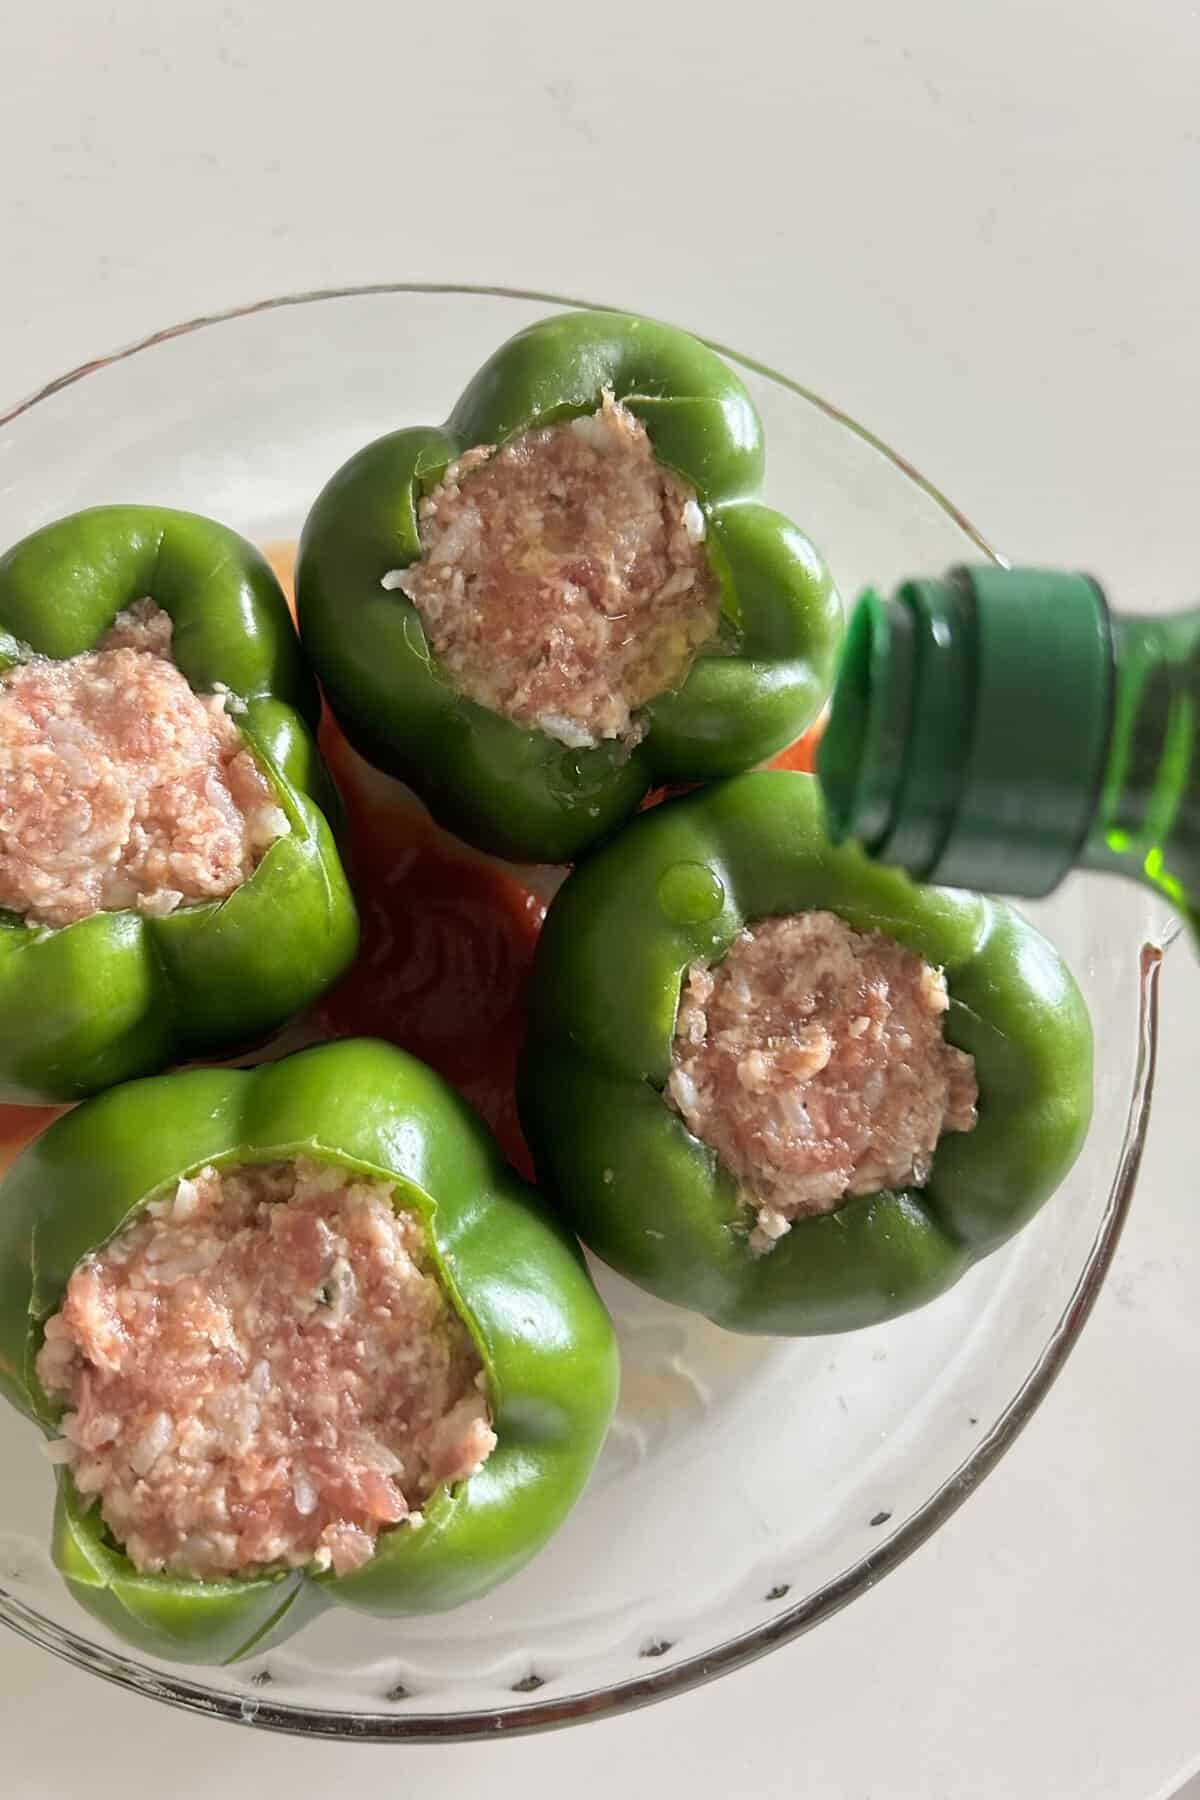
[
  {"left": 0, "top": 599, "right": 287, "bottom": 930},
  {"left": 393, "top": 392, "right": 720, "bottom": 749},
  {"left": 36, "top": 1158, "right": 496, "bottom": 1579},
  {"left": 667, "top": 911, "right": 979, "bottom": 1254}
]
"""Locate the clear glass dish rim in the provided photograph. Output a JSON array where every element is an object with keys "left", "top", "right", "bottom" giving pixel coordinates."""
[{"left": 0, "top": 281, "right": 1168, "bottom": 1742}]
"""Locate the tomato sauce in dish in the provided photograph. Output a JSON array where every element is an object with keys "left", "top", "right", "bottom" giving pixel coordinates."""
[
  {"left": 0, "top": 1105, "right": 70, "bottom": 1179},
  {"left": 0, "top": 540, "right": 817, "bottom": 1181},
  {"left": 312, "top": 723, "right": 547, "bottom": 1175},
  {"left": 767, "top": 721, "right": 823, "bottom": 774},
  {"left": 269, "top": 544, "right": 549, "bottom": 1177}
]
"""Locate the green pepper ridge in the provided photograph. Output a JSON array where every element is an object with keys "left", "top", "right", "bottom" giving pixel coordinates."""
[
  {"left": 518, "top": 771, "right": 1094, "bottom": 1336},
  {"left": 0, "top": 506, "right": 359, "bottom": 1102},
  {"left": 0, "top": 1039, "right": 619, "bottom": 1663},
  {"left": 297, "top": 310, "right": 843, "bottom": 865}
]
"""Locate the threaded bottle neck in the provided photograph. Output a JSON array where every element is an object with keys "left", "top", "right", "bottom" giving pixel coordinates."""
[{"left": 818, "top": 567, "right": 1114, "bottom": 898}]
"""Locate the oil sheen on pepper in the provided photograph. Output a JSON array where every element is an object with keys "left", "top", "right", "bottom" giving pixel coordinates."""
[{"left": 0, "top": 542, "right": 818, "bottom": 1179}]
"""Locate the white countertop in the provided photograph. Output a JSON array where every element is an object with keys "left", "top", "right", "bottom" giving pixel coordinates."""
[{"left": 2, "top": 2, "right": 1199, "bottom": 1793}]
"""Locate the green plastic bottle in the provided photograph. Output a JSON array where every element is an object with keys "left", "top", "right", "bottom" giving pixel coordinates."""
[{"left": 817, "top": 567, "right": 1200, "bottom": 937}]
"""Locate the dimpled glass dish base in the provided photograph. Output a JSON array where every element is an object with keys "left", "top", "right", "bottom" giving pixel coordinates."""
[{"left": 0, "top": 285, "right": 1169, "bottom": 1740}]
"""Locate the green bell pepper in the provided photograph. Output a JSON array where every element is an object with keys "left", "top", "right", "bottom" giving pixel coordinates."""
[
  {"left": 518, "top": 771, "right": 1093, "bottom": 1335},
  {"left": 0, "top": 1038, "right": 619, "bottom": 1664},
  {"left": 297, "top": 310, "right": 842, "bottom": 865},
  {"left": 0, "top": 506, "right": 358, "bottom": 1102}
]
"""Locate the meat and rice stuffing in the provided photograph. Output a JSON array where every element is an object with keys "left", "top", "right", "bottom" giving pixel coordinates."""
[
  {"left": 668, "top": 911, "right": 979, "bottom": 1254},
  {"left": 36, "top": 1158, "right": 496, "bottom": 1578},
  {"left": 0, "top": 598, "right": 287, "bottom": 929},
  {"left": 391, "top": 392, "right": 720, "bottom": 749}
]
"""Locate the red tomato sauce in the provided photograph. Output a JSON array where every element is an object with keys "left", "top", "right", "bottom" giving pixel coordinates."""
[
  {"left": 0, "top": 1105, "right": 69, "bottom": 1179},
  {"left": 768, "top": 722, "right": 823, "bottom": 774},
  {"left": 0, "top": 540, "right": 818, "bottom": 1179},
  {"left": 266, "top": 543, "right": 547, "bottom": 1176},
  {"left": 313, "top": 721, "right": 546, "bottom": 1176}
]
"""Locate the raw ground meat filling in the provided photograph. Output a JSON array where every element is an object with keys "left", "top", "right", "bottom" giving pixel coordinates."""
[
  {"left": 0, "top": 598, "right": 287, "bottom": 929},
  {"left": 667, "top": 911, "right": 979, "bottom": 1254},
  {"left": 36, "top": 1159, "right": 496, "bottom": 1579},
  {"left": 392, "top": 392, "right": 721, "bottom": 749}
]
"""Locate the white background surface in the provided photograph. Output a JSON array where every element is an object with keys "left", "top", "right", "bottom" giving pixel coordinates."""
[{"left": 1, "top": 2, "right": 1198, "bottom": 1794}]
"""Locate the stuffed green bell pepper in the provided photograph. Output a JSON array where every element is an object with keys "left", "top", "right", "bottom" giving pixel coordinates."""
[
  {"left": 519, "top": 772, "right": 1092, "bottom": 1335},
  {"left": 0, "top": 1038, "right": 618, "bottom": 1665},
  {"left": 297, "top": 309, "right": 842, "bottom": 865},
  {"left": 0, "top": 506, "right": 358, "bottom": 1102}
]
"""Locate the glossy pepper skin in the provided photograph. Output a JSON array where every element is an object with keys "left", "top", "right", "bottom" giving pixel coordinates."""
[
  {"left": 518, "top": 772, "right": 1093, "bottom": 1336},
  {"left": 297, "top": 310, "right": 842, "bottom": 865},
  {"left": 0, "top": 506, "right": 358, "bottom": 1103},
  {"left": 0, "top": 1039, "right": 619, "bottom": 1665}
]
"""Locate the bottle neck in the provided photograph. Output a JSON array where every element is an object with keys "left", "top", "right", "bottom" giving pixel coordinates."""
[
  {"left": 819, "top": 567, "right": 1114, "bottom": 899},
  {"left": 1079, "top": 608, "right": 1200, "bottom": 919},
  {"left": 819, "top": 567, "right": 1200, "bottom": 923}
]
